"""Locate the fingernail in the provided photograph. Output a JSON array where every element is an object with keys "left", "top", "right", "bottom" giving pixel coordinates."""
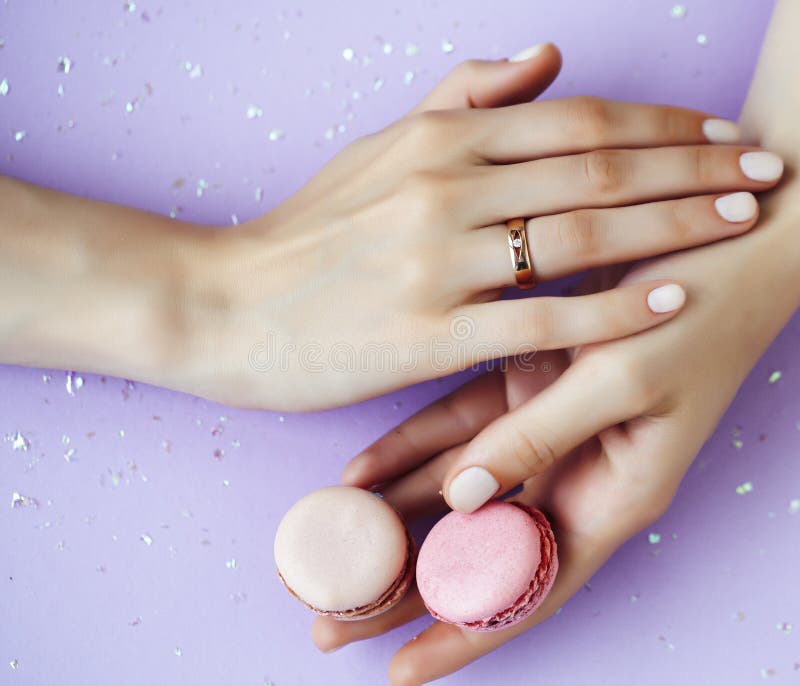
[
  {"left": 324, "top": 646, "right": 342, "bottom": 654},
  {"left": 714, "top": 192, "right": 757, "bottom": 223},
  {"left": 509, "top": 43, "right": 547, "bottom": 63},
  {"left": 739, "top": 151, "right": 784, "bottom": 182},
  {"left": 702, "top": 119, "right": 741, "bottom": 144},
  {"left": 448, "top": 466, "right": 499, "bottom": 513},
  {"left": 647, "top": 284, "right": 686, "bottom": 314}
]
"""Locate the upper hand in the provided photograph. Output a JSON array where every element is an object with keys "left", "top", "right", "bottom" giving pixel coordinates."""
[{"left": 176, "top": 44, "right": 781, "bottom": 411}]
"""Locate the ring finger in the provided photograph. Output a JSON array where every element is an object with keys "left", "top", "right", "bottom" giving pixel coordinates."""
[{"left": 460, "top": 191, "right": 759, "bottom": 290}]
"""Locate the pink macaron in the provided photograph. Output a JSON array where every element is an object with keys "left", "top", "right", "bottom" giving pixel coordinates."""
[{"left": 416, "top": 500, "right": 558, "bottom": 632}]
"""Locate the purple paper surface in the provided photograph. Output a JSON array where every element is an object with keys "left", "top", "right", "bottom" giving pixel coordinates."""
[{"left": 1, "top": 1, "right": 799, "bottom": 684}]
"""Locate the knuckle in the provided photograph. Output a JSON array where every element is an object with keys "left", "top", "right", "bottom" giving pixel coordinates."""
[
  {"left": 564, "top": 96, "right": 614, "bottom": 146},
  {"left": 612, "top": 356, "right": 662, "bottom": 414},
  {"left": 404, "top": 109, "right": 452, "bottom": 149},
  {"left": 690, "top": 145, "right": 716, "bottom": 184},
  {"left": 453, "top": 58, "right": 483, "bottom": 81},
  {"left": 659, "top": 106, "right": 691, "bottom": 142},
  {"left": 394, "top": 251, "right": 437, "bottom": 294},
  {"left": 666, "top": 201, "right": 694, "bottom": 242},
  {"left": 400, "top": 170, "right": 453, "bottom": 222},
  {"left": 519, "top": 299, "right": 555, "bottom": 348},
  {"left": 554, "top": 210, "right": 602, "bottom": 257},
  {"left": 582, "top": 149, "right": 629, "bottom": 197},
  {"left": 507, "top": 421, "right": 558, "bottom": 477}
]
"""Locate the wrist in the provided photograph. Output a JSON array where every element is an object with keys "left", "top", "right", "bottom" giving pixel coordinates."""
[{"left": 0, "top": 176, "right": 211, "bottom": 385}]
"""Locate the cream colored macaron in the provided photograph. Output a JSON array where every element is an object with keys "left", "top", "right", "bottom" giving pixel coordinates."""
[{"left": 274, "top": 486, "right": 414, "bottom": 620}]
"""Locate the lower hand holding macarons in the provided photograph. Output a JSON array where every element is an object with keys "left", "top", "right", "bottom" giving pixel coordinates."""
[{"left": 316, "top": 157, "right": 800, "bottom": 683}]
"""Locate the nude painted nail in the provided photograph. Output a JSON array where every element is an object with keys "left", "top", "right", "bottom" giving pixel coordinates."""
[
  {"left": 448, "top": 466, "right": 499, "bottom": 513},
  {"left": 740, "top": 152, "right": 784, "bottom": 182},
  {"left": 715, "top": 192, "right": 757, "bottom": 222},
  {"left": 509, "top": 43, "right": 547, "bottom": 62},
  {"left": 647, "top": 284, "right": 686, "bottom": 314},
  {"left": 702, "top": 119, "right": 741, "bottom": 144}
]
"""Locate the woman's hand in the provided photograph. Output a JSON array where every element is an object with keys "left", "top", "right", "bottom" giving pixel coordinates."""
[
  {"left": 317, "top": 167, "right": 800, "bottom": 683},
  {"left": 173, "top": 44, "right": 783, "bottom": 411}
]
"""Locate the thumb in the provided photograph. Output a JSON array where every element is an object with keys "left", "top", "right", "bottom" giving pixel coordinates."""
[
  {"left": 410, "top": 42, "right": 562, "bottom": 114},
  {"left": 442, "top": 360, "right": 637, "bottom": 513}
]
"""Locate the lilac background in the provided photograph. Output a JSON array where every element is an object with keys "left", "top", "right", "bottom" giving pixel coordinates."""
[{"left": 1, "top": 0, "right": 799, "bottom": 684}]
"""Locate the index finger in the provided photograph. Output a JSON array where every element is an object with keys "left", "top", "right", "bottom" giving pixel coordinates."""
[{"left": 462, "top": 96, "right": 741, "bottom": 163}]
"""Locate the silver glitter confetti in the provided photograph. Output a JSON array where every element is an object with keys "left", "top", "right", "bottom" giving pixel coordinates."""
[
  {"left": 403, "top": 71, "right": 415, "bottom": 85},
  {"left": 57, "top": 56, "right": 73, "bottom": 73},
  {"left": 57, "top": 83, "right": 64, "bottom": 97},
  {"left": 140, "top": 533, "right": 153, "bottom": 546},
  {"left": 246, "top": 104, "right": 263, "bottom": 119},
  {"left": 268, "top": 129, "right": 284, "bottom": 141},
  {"left": 736, "top": 481, "right": 754, "bottom": 495},
  {"left": 789, "top": 499, "right": 800, "bottom": 514},
  {"left": 9, "top": 659, "right": 19, "bottom": 670},
  {"left": 66, "top": 371, "right": 83, "bottom": 395},
  {"left": 254, "top": 187, "right": 264, "bottom": 202},
  {"left": 11, "top": 491, "right": 39, "bottom": 509},
  {"left": 383, "top": 42, "right": 393, "bottom": 55},
  {"left": 13, "top": 130, "right": 25, "bottom": 142},
  {"left": 0, "top": 79, "right": 9, "bottom": 96},
  {"left": 225, "top": 558, "right": 238, "bottom": 569},
  {"left": 441, "top": 39, "right": 455, "bottom": 54},
  {"left": 405, "top": 43, "right": 420, "bottom": 56},
  {"left": 173, "top": 647, "right": 182, "bottom": 657},
  {"left": 696, "top": 33, "right": 709, "bottom": 46},
  {"left": 324, "top": 127, "right": 335, "bottom": 140},
  {"left": 183, "top": 61, "right": 203, "bottom": 79},
  {"left": 196, "top": 179, "right": 209, "bottom": 197},
  {"left": 731, "top": 438, "right": 743, "bottom": 450},
  {"left": 760, "top": 667, "right": 776, "bottom": 678},
  {"left": 124, "top": 1, "right": 137, "bottom": 12},
  {"left": 342, "top": 47, "right": 355, "bottom": 61},
  {"left": 373, "top": 77, "right": 384, "bottom": 92},
  {"left": 648, "top": 532, "right": 661, "bottom": 544},
  {"left": 777, "top": 622, "right": 792, "bottom": 633},
  {"left": 768, "top": 370, "right": 782, "bottom": 384},
  {"left": 10, "top": 431, "right": 30, "bottom": 451},
  {"left": 230, "top": 214, "right": 239, "bottom": 225},
  {"left": 670, "top": 5, "right": 687, "bottom": 19}
]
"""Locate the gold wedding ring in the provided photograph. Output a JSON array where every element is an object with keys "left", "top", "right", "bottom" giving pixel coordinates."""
[{"left": 507, "top": 217, "right": 536, "bottom": 289}]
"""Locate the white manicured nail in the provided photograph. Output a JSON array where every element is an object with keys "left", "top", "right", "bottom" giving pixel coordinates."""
[
  {"left": 740, "top": 152, "right": 784, "bottom": 182},
  {"left": 448, "top": 466, "right": 499, "bottom": 513},
  {"left": 715, "top": 192, "right": 757, "bottom": 222},
  {"left": 702, "top": 119, "right": 741, "bottom": 144},
  {"left": 647, "top": 284, "right": 686, "bottom": 314},
  {"left": 509, "top": 43, "right": 547, "bottom": 62}
]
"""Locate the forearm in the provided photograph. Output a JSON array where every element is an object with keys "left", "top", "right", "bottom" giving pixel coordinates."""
[
  {"left": 740, "top": 0, "right": 800, "bottom": 165},
  {"left": 0, "top": 175, "right": 208, "bottom": 381},
  {"left": 729, "top": 0, "right": 800, "bottom": 331}
]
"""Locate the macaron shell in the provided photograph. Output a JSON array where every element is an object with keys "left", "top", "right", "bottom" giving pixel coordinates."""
[
  {"left": 416, "top": 501, "right": 543, "bottom": 625},
  {"left": 274, "top": 486, "right": 409, "bottom": 612},
  {"left": 465, "top": 505, "right": 558, "bottom": 632}
]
